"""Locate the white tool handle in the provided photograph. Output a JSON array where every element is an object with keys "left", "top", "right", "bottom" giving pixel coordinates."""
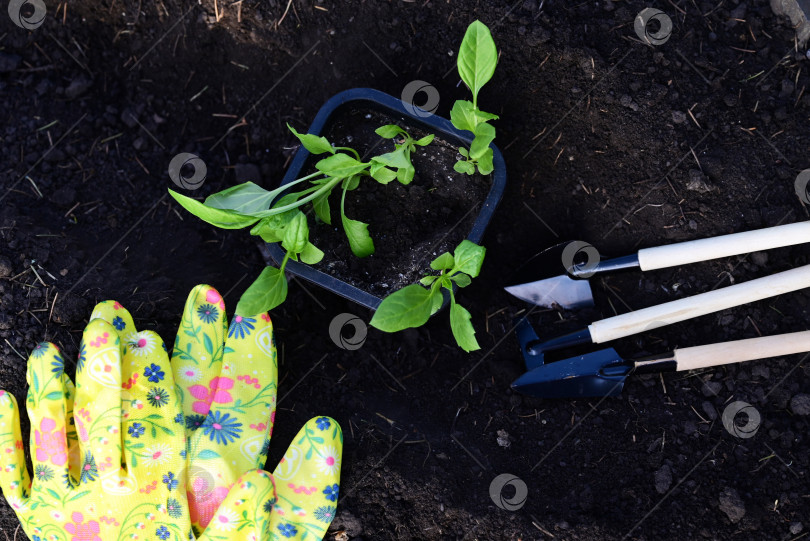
[
  {"left": 674, "top": 330, "right": 810, "bottom": 371},
  {"left": 589, "top": 264, "right": 810, "bottom": 343},
  {"left": 637, "top": 221, "right": 810, "bottom": 271}
]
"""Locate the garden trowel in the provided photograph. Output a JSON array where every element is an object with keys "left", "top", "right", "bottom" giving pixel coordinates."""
[
  {"left": 515, "top": 262, "right": 810, "bottom": 370},
  {"left": 512, "top": 329, "right": 810, "bottom": 398},
  {"left": 505, "top": 221, "right": 810, "bottom": 310}
]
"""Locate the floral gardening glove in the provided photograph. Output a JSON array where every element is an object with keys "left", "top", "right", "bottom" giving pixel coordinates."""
[
  {"left": 0, "top": 319, "right": 197, "bottom": 541},
  {"left": 92, "top": 285, "right": 344, "bottom": 540}
]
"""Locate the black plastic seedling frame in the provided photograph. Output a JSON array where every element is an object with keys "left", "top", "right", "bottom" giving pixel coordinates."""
[{"left": 265, "top": 87, "right": 507, "bottom": 310}]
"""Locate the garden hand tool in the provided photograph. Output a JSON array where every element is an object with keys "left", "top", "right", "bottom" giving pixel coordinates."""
[
  {"left": 91, "top": 284, "right": 343, "bottom": 539},
  {"left": 0, "top": 319, "right": 196, "bottom": 541},
  {"left": 513, "top": 329, "right": 810, "bottom": 398},
  {"left": 505, "top": 221, "right": 810, "bottom": 309},
  {"left": 516, "top": 263, "right": 810, "bottom": 371}
]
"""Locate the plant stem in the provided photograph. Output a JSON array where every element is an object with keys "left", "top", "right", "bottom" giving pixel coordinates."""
[
  {"left": 279, "top": 250, "right": 292, "bottom": 274},
  {"left": 269, "top": 176, "right": 342, "bottom": 215},
  {"left": 333, "top": 146, "right": 361, "bottom": 160}
]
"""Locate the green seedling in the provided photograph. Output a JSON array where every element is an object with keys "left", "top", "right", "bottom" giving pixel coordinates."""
[
  {"left": 370, "top": 240, "right": 485, "bottom": 352},
  {"left": 450, "top": 20, "right": 499, "bottom": 175},
  {"left": 170, "top": 123, "right": 433, "bottom": 315}
]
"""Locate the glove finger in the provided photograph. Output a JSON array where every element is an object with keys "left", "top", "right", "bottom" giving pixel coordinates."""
[
  {"left": 171, "top": 284, "right": 228, "bottom": 426},
  {"left": 24, "top": 342, "right": 74, "bottom": 495},
  {"left": 118, "top": 329, "right": 185, "bottom": 478},
  {"left": 89, "top": 299, "right": 136, "bottom": 334},
  {"left": 196, "top": 469, "right": 276, "bottom": 541},
  {"left": 74, "top": 320, "right": 123, "bottom": 483},
  {"left": 185, "top": 301, "right": 277, "bottom": 531},
  {"left": 268, "top": 417, "right": 343, "bottom": 538},
  {"left": 85, "top": 299, "right": 156, "bottom": 473},
  {"left": 0, "top": 389, "right": 31, "bottom": 511}
]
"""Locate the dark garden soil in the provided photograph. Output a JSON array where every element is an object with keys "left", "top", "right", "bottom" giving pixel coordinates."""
[
  {"left": 305, "top": 107, "right": 490, "bottom": 296},
  {"left": 1, "top": 1, "right": 810, "bottom": 540}
]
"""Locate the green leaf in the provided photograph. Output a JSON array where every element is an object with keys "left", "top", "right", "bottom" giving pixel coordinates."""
[
  {"left": 205, "top": 182, "right": 274, "bottom": 214},
  {"left": 44, "top": 391, "right": 63, "bottom": 401},
  {"left": 449, "top": 100, "right": 478, "bottom": 133},
  {"left": 452, "top": 273, "right": 472, "bottom": 287},
  {"left": 470, "top": 122, "right": 496, "bottom": 160},
  {"left": 316, "top": 153, "right": 368, "bottom": 178},
  {"left": 312, "top": 192, "right": 332, "bottom": 225},
  {"left": 281, "top": 212, "right": 309, "bottom": 254},
  {"left": 46, "top": 488, "right": 60, "bottom": 500},
  {"left": 396, "top": 165, "right": 415, "bottom": 185},
  {"left": 288, "top": 124, "right": 335, "bottom": 155},
  {"left": 453, "top": 240, "right": 486, "bottom": 277},
  {"left": 299, "top": 242, "right": 324, "bottom": 265},
  {"left": 169, "top": 190, "right": 259, "bottom": 229},
  {"left": 341, "top": 175, "right": 360, "bottom": 191},
  {"left": 375, "top": 124, "right": 405, "bottom": 139},
  {"left": 236, "top": 267, "right": 288, "bottom": 315},
  {"left": 250, "top": 216, "right": 284, "bottom": 243},
  {"left": 476, "top": 148, "right": 495, "bottom": 175},
  {"left": 370, "top": 284, "right": 436, "bottom": 332},
  {"left": 203, "top": 334, "right": 213, "bottom": 355},
  {"left": 414, "top": 134, "right": 435, "bottom": 146},
  {"left": 453, "top": 160, "right": 475, "bottom": 175},
  {"left": 342, "top": 214, "right": 374, "bottom": 258},
  {"left": 457, "top": 20, "right": 498, "bottom": 101},
  {"left": 370, "top": 163, "right": 397, "bottom": 184},
  {"left": 430, "top": 252, "right": 455, "bottom": 271},
  {"left": 458, "top": 147, "right": 469, "bottom": 157},
  {"left": 419, "top": 275, "right": 438, "bottom": 286},
  {"left": 196, "top": 449, "right": 221, "bottom": 460},
  {"left": 430, "top": 289, "right": 444, "bottom": 315},
  {"left": 449, "top": 301, "right": 480, "bottom": 352},
  {"left": 371, "top": 148, "right": 411, "bottom": 170}
]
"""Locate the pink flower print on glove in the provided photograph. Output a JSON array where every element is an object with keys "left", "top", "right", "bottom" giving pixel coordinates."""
[
  {"left": 205, "top": 288, "right": 226, "bottom": 311},
  {"left": 34, "top": 418, "right": 68, "bottom": 466},
  {"left": 65, "top": 511, "right": 101, "bottom": 541},
  {"left": 188, "top": 376, "right": 234, "bottom": 416},
  {"left": 188, "top": 477, "right": 230, "bottom": 528}
]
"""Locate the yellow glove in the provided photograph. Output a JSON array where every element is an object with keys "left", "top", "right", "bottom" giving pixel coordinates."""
[
  {"left": 0, "top": 319, "right": 193, "bottom": 541},
  {"left": 91, "top": 285, "right": 343, "bottom": 540}
]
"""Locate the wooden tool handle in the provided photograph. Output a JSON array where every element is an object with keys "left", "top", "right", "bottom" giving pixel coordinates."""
[
  {"left": 674, "top": 330, "right": 810, "bottom": 371},
  {"left": 589, "top": 264, "right": 810, "bottom": 343},
  {"left": 637, "top": 221, "right": 810, "bottom": 271}
]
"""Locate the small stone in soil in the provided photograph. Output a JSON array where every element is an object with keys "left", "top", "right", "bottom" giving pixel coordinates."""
[
  {"left": 496, "top": 429, "right": 511, "bottom": 448},
  {"left": 0, "top": 256, "right": 12, "bottom": 278},
  {"left": 654, "top": 465, "right": 672, "bottom": 494},
  {"left": 686, "top": 169, "right": 715, "bottom": 193},
  {"left": 701, "top": 401, "right": 718, "bottom": 421},
  {"left": 65, "top": 76, "right": 93, "bottom": 100},
  {"left": 790, "top": 522, "right": 804, "bottom": 535},
  {"left": 718, "top": 487, "right": 746, "bottom": 523},
  {"left": 790, "top": 393, "right": 810, "bottom": 416}
]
